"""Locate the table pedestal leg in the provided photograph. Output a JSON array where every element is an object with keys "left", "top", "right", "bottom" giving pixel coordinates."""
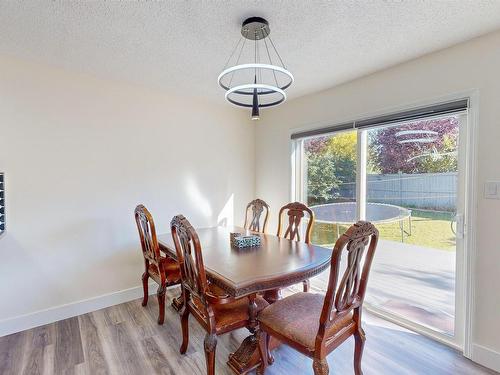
[
  {"left": 263, "top": 288, "right": 282, "bottom": 304},
  {"left": 227, "top": 335, "right": 280, "bottom": 374},
  {"left": 227, "top": 290, "right": 282, "bottom": 374}
]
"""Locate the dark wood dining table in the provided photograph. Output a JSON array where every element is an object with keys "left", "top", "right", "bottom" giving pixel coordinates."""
[{"left": 157, "top": 225, "right": 332, "bottom": 374}]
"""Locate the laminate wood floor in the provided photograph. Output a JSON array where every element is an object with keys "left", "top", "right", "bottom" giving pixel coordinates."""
[{"left": 0, "top": 287, "right": 496, "bottom": 375}]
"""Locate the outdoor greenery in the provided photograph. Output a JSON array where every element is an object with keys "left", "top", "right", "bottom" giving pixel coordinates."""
[
  {"left": 306, "top": 152, "right": 340, "bottom": 204},
  {"left": 311, "top": 210, "right": 456, "bottom": 251},
  {"left": 305, "top": 131, "right": 357, "bottom": 205},
  {"left": 304, "top": 116, "right": 459, "bottom": 206}
]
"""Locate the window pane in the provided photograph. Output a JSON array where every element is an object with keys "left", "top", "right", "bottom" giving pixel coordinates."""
[{"left": 303, "top": 130, "right": 357, "bottom": 247}]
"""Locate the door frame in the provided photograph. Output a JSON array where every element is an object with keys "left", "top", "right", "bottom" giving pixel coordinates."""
[{"left": 289, "top": 90, "right": 479, "bottom": 356}]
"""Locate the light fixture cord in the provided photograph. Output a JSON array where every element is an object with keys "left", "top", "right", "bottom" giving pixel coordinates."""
[
  {"left": 256, "top": 33, "right": 263, "bottom": 91},
  {"left": 263, "top": 28, "right": 279, "bottom": 87},
  {"left": 267, "top": 33, "right": 286, "bottom": 69},
  {"left": 228, "top": 29, "right": 248, "bottom": 89},
  {"left": 223, "top": 36, "right": 243, "bottom": 70}
]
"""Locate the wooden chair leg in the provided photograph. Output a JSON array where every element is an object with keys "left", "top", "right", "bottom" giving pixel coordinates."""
[
  {"left": 313, "top": 357, "right": 329, "bottom": 375},
  {"left": 256, "top": 330, "right": 268, "bottom": 375},
  {"left": 180, "top": 307, "right": 189, "bottom": 354},
  {"left": 302, "top": 279, "right": 310, "bottom": 292},
  {"left": 204, "top": 333, "right": 217, "bottom": 375},
  {"left": 266, "top": 332, "right": 274, "bottom": 364},
  {"left": 157, "top": 285, "right": 166, "bottom": 325},
  {"left": 354, "top": 329, "right": 366, "bottom": 375},
  {"left": 141, "top": 272, "right": 149, "bottom": 307}
]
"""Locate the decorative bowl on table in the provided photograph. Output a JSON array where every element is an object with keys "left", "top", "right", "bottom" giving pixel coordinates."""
[{"left": 230, "top": 232, "right": 261, "bottom": 248}]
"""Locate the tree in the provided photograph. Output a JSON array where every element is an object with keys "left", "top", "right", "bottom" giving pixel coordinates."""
[
  {"left": 304, "top": 132, "right": 357, "bottom": 205},
  {"left": 324, "top": 131, "right": 357, "bottom": 185},
  {"left": 306, "top": 152, "right": 340, "bottom": 205},
  {"left": 304, "top": 136, "right": 328, "bottom": 154},
  {"left": 369, "top": 117, "right": 458, "bottom": 174}
]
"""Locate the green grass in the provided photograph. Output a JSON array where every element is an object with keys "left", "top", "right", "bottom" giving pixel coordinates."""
[{"left": 311, "top": 209, "right": 456, "bottom": 251}]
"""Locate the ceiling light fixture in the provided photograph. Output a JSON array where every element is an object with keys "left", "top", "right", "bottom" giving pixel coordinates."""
[
  {"left": 395, "top": 129, "right": 438, "bottom": 144},
  {"left": 218, "top": 17, "right": 293, "bottom": 120}
]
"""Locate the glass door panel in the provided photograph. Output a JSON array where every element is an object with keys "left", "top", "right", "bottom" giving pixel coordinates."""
[{"left": 363, "top": 114, "right": 464, "bottom": 338}]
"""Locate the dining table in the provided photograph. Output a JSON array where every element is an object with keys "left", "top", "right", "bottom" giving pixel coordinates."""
[{"left": 157, "top": 225, "right": 332, "bottom": 374}]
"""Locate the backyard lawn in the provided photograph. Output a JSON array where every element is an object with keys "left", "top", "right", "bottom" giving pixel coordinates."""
[{"left": 311, "top": 209, "right": 456, "bottom": 251}]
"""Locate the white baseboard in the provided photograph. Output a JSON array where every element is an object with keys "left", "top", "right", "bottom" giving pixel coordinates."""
[
  {"left": 471, "top": 344, "right": 500, "bottom": 372},
  {"left": 0, "top": 282, "right": 164, "bottom": 337}
]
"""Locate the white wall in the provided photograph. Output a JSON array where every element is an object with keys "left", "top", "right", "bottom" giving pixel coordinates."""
[
  {"left": 256, "top": 30, "right": 500, "bottom": 370},
  {"left": 0, "top": 56, "right": 253, "bottom": 331}
]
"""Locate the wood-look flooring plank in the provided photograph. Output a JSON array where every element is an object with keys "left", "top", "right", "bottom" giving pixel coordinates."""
[
  {"left": 20, "top": 323, "right": 56, "bottom": 375},
  {"left": 123, "top": 299, "right": 157, "bottom": 340},
  {"left": 30, "top": 324, "right": 54, "bottom": 348},
  {"left": 140, "top": 336, "right": 178, "bottom": 374},
  {"left": 0, "top": 330, "right": 27, "bottom": 375},
  {"left": 21, "top": 347, "right": 44, "bottom": 375},
  {"left": 42, "top": 345, "right": 55, "bottom": 375},
  {"left": 78, "top": 313, "right": 110, "bottom": 375},
  {"left": 101, "top": 303, "right": 129, "bottom": 326},
  {"left": 88, "top": 309, "right": 121, "bottom": 375},
  {"left": 105, "top": 320, "right": 153, "bottom": 375},
  {"left": 54, "top": 317, "right": 84, "bottom": 374}
]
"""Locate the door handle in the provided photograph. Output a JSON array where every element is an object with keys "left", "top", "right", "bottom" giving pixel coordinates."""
[{"left": 455, "top": 213, "right": 465, "bottom": 239}]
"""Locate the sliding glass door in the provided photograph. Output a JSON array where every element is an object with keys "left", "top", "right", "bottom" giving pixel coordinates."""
[{"left": 293, "top": 104, "right": 468, "bottom": 347}]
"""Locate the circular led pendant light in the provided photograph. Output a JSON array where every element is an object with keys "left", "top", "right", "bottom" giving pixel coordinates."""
[
  {"left": 218, "top": 17, "right": 293, "bottom": 120},
  {"left": 395, "top": 130, "right": 439, "bottom": 144}
]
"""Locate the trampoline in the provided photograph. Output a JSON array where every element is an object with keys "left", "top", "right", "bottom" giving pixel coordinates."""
[{"left": 311, "top": 202, "right": 412, "bottom": 242}]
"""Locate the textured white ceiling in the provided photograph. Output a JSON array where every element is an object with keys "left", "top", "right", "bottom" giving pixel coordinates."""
[{"left": 2, "top": 1, "right": 500, "bottom": 101}]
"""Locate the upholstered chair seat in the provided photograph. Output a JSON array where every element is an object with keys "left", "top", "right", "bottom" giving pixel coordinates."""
[
  {"left": 258, "top": 292, "right": 354, "bottom": 350},
  {"left": 205, "top": 294, "right": 268, "bottom": 333},
  {"left": 147, "top": 256, "right": 181, "bottom": 284}
]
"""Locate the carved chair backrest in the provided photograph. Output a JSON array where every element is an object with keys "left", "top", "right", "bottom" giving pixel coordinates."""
[
  {"left": 170, "top": 215, "right": 210, "bottom": 308},
  {"left": 317, "top": 221, "right": 379, "bottom": 346},
  {"left": 134, "top": 205, "right": 161, "bottom": 266},
  {"left": 277, "top": 202, "right": 315, "bottom": 243},
  {"left": 244, "top": 199, "right": 270, "bottom": 233}
]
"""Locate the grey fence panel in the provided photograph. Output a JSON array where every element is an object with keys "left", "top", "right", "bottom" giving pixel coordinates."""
[{"left": 366, "top": 172, "right": 457, "bottom": 211}]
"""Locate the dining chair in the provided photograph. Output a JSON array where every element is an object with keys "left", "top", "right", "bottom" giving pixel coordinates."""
[
  {"left": 171, "top": 214, "right": 269, "bottom": 375},
  {"left": 134, "top": 204, "right": 181, "bottom": 325},
  {"left": 244, "top": 198, "right": 270, "bottom": 233},
  {"left": 277, "top": 201, "right": 315, "bottom": 292},
  {"left": 256, "top": 221, "right": 379, "bottom": 375}
]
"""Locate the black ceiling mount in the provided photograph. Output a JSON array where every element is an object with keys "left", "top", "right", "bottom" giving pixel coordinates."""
[{"left": 241, "top": 17, "right": 270, "bottom": 40}]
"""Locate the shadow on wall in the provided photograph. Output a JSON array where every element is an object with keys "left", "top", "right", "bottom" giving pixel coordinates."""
[
  {"left": 217, "top": 193, "right": 234, "bottom": 227},
  {"left": 186, "top": 175, "right": 213, "bottom": 219}
]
